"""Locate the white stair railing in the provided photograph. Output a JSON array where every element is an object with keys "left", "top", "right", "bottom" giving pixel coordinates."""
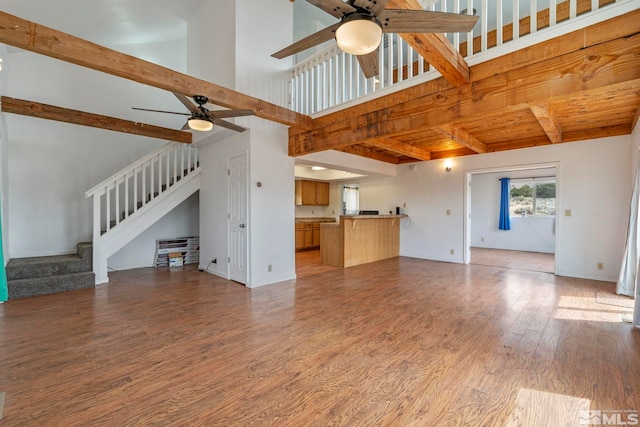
[
  {"left": 86, "top": 142, "right": 201, "bottom": 285},
  {"left": 85, "top": 142, "right": 200, "bottom": 239},
  {"left": 289, "top": 0, "right": 634, "bottom": 115}
]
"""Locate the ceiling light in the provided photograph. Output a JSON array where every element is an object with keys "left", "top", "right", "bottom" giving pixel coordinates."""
[
  {"left": 188, "top": 118, "right": 213, "bottom": 132},
  {"left": 335, "top": 13, "right": 383, "bottom": 56},
  {"left": 311, "top": 166, "right": 326, "bottom": 171}
]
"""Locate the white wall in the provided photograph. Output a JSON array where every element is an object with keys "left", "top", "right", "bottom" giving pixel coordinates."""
[
  {"left": 4, "top": 39, "right": 199, "bottom": 265},
  {"left": 470, "top": 169, "right": 556, "bottom": 253},
  {"left": 236, "top": 0, "right": 296, "bottom": 287},
  {"left": 187, "top": 1, "right": 236, "bottom": 87},
  {"left": 353, "top": 136, "right": 631, "bottom": 282},
  {"left": 194, "top": 0, "right": 296, "bottom": 287}
]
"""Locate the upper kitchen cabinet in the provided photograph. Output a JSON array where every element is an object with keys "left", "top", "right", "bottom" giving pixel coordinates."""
[{"left": 295, "top": 180, "right": 330, "bottom": 206}]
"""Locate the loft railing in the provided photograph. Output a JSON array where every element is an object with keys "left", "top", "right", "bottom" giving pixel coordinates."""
[
  {"left": 85, "top": 142, "right": 200, "bottom": 239},
  {"left": 289, "top": 0, "right": 633, "bottom": 115}
]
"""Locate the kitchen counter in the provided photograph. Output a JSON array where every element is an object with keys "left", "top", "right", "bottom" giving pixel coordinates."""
[
  {"left": 295, "top": 217, "right": 337, "bottom": 223},
  {"left": 320, "top": 215, "right": 408, "bottom": 267}
]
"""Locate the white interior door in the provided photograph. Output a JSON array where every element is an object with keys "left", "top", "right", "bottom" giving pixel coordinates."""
[{"left": 228, "top": 154, "right": 248, "bottom": 284}]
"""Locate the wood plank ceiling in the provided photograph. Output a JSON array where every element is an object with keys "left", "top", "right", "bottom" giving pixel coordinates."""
[{"left": 289, "top": 6, "right": 640, "bottom": 164}]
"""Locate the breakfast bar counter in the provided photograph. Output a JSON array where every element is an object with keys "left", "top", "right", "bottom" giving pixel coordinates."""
[{"left": 320, "top": 215, "right": 407, "bottom": 268}]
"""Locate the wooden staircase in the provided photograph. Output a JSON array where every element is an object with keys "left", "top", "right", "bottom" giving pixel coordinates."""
[{"left": 5, "top": 242, "right": 94, "bottom": 299}]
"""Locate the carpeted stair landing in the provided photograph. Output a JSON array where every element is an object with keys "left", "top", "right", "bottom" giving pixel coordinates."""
[{"left": 6, "top": 242, "right": 95, "bottom": 299}]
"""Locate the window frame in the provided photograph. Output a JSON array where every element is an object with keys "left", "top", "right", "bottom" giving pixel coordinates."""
[{"left": 509, "top": 178, "right": 556, "bottom": 217}]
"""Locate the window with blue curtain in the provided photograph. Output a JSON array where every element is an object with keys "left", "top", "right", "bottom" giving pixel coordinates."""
[{"left": 499, "top": 178, "right": 511, "bottom": 230}]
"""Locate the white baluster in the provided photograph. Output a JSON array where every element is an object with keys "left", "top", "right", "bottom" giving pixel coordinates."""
[
  {"left": 497, "top": 0, "right": 504, "bottom": 46},
  {"left": 133, "top": 166, "right": 138, "bottom": 214},
  {"left": 513, "top": 0, "right": 520, "bottom": 41},
  {"left": 115, "top": 179, "right": 120, "bottom": 226},
  {"left": 530, "top": 0, "right": 537, "bottom": 33},
  {"left": 387, "top": 34, "right": 394, "bottom": 86},
  {"left": 106, "top": 185, "right": 111, "bottom": 232},
  {"left": 124, "top": 172, "right": 129, "bottom": 220},
  {"left": 481, "top": 0, "right": 488, "bottom": 52}
]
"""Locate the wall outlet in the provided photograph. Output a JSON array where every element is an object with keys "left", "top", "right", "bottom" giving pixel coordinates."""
[
  {"left": 311, "top": 210, "right": 314, "bottom": 215},
  {"left": 481, "top": 237, "right": 485, "bottom": 242},
  {"left": 403, "top": 202, "right": 407, "bottom": 208},
  {"left": 597, "top": 262, "right": 604, "bottom": 270},
  {"left": 565, "top": 209, "right": 572, "bottom": 217},
  {"left": 450, "top": 249, "right": 455, "bottom": 255},
  {"left": 268, "top": 264, "right": 272, "bottom": 272},
  {"left": 212, "top": 258, "right": 217, "bottom": 264},
  {"left": 446, "top": 209, "right": 451, "bottom": 215}
]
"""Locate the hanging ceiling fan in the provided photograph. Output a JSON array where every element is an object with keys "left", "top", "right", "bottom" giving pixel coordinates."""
[
  {"left": 133, "top": 92, "right": 254, "bottom": 132},
  {"left": 272, "top": 0, "right": 479, "bottom": 78}
]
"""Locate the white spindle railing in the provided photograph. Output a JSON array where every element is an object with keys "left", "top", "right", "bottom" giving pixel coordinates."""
[
  {"left": 85, "top": 142, "right": 200, "bottom": 239},
  {"left": 289, "top": 0, "right": 632, "bottom": 115}
]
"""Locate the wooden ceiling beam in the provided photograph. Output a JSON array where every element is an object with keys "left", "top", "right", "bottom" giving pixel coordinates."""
[
  {"left": 530, "top": 104, "right": 563, "bottom": 144},
  {"left": 289, "top": 33, "right": 640, "bottom": 156},
  {"left": 338, "top": 145, "right": 401, "bottom": 164},
  {"left": 1, "top": 96, "right": 192, "bottom": 144},
  {"left": 366, "top": 138, "right": 432, "bottom": 160},
  {"left": 433, "top": 125, "right": 487, "bottom": 153},
  {"left": 388, "top": 0, "right": 471, "bottom": 86},
  {"left": 0, "top": 11, "right": 312, "bottom": 131}
]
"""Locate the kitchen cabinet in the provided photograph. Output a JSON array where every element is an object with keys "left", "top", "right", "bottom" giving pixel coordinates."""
[
  {"left": 295, "top": 221, "right": 325, "bottom": 251},
  {"left": 295, "top": 223, "right": 306, "bottom": 250},
  {"left": 312, "top": 225, "right": 321, "bottom": 247},
  {"left": 295, "top": 180, "right": 330, "bottom": 206}
]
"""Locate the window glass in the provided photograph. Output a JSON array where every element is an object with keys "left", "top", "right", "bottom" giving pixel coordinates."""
[
  {"left": 509, "top": 180, "right": 555, "bottom": 216},
  {"left": 342, "top": 185, "right": 359, "bottom": 215}
]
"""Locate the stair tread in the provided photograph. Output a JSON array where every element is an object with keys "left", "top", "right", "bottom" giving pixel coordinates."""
[
  {"left": 6, "top": 243, "right": 93, "bottom": 280},
  {"left": 8, "top": 254, "right": 83, "bottom": 266},
  {"left": 9, "top": 271, "right": 95, "bottom": 282}
]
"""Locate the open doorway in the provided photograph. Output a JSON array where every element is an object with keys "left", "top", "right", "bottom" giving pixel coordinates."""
[{"left": 464, "top": 164, "right": 558, "bottom": 274}]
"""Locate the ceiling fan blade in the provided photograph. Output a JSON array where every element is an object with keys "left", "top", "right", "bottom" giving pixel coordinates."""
[
  {"left": 357, "top": 49, "right": 379, "bottom": 79},
  {"left": 207, "top": 109, "right": 254, "bottom": 119},
  {"left": 213, "top": 118, "right": 246, "bottom": 133},
  {"left": 131, "top": 107, "right": 190, "bottom": 116},
  {"left": 379, "top": 9, "right": 479, "bottom": 33},
  {"left": 306, "top": 0, "right": 356, "bottom": 18},
  {"left": 352, "top": 0, "right": 391, "bottom": 16},
  {"left": 272, "top": 22, "right": 341, "bottom": 59},
  {"left": 172, "top": 92, "right": 201, "bottom": 115},
  {"left": 181, "top": 122, "right": 190, "bottom": 131}
]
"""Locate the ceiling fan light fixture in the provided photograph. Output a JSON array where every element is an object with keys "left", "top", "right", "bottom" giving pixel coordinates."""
[
  {"left": 188, "top": 118, "right": 213, "bottom": 132},
  {"left": 335, "top": 13, "right": 383, "bottom": 56}
]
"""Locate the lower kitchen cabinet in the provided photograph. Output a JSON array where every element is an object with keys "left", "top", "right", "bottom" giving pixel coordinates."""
[{"left": 295, "top": 222, "right": 321, "bottom": 251}]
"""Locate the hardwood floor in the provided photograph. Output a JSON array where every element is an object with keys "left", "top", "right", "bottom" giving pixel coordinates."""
[
  {"left": 296, "top": 249, "right": 339, "bottom": 278},
  {"left": 471, "top": 247, "right": 555, "bottom": 273},
  {"left": 0, "top": 259, "right": 637, "bottom": 425}
]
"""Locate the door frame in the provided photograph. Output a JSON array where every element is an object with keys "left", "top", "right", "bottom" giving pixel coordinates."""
[{"left": 462, "top": 161, "right": 560, "bottom": 275}]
